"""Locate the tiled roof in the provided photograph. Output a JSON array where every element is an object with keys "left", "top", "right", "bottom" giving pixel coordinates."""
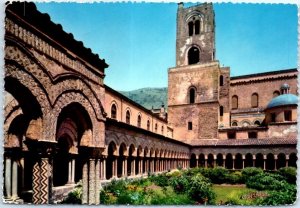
[{"left": 187, "top": 138, "right": 297, "bottom": 146}]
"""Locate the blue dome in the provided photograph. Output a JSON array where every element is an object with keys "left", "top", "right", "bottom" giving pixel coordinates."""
[{"left": 266, "top": 94, "right": 298, "bottom": 109}]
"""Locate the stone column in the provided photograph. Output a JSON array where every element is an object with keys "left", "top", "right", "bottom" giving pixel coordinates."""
[
  {"left": 232, "top": 156, "right": 235, "bottom": 170},
  {"left": 95, "top": 159, "right": 101, "bottom": 205},
  {"left": 263, "top": 155, "right": 266, "bottom": 170},
  {"left": 20, "top": 158, "right": 25, "bottom": 193},
  {"left": 82, "top": 161, "right": 88, "bottom": 204},
  {"left": 68, "top": 160, "right": 72, "bottom": 183},
  {"left": 253, "top": 155, "right": 256, "bottom": 167},
  {"left": 88, "top": 159, "right": 95, "bottom": 205},
  {"left": 12, "top": 160, "right": 18, "bottom": 200},
  {"left": 242, "top": 155, "right": 245, "bottom": 169},
  {"left": 114, "top": 158, "right": 118, "bottom": 177},
  {"left": 132, "top": 159, "right": 135, "bottom": 176},
  {"left": 213, "top": 155, "right": 217, "bottom": 168},
  {"left": 103, "top": 157, "right": 107, "bottom": 180},
  {"left": 223, "top": 155, "right": 226, "bottom": 168},
  {"left": 124, "top": 157, "right": 128, "bottom": 177},
  {"left": 274, "top": 155, "right": 278, "bottom": 170},
  {"left": 204, "top": 155, "right": 208, "bottom": 168},
  {"left": 286, "top": 155, "right": 289, "bottom": 167},
  {"left": 71, "top": 159, "right": 75, "bottom": 183},
  {"left": 5, "top": 157, "right": 12, "bottom": 199}
]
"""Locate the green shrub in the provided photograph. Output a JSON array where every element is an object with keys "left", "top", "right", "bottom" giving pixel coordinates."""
[
  {"left": 241, "top": 167, "right": 263, "bottom": 183},
  {"left": 100, "top": 190, "right": 117, "bottom": 204},
  {"left": 257, "top": 184, "right": 296, "bottom": 205},
  {"left": 169, "top": 175, "right": 189, "bottom": 193},
  {"left": 166, "top": 169, "right": 182, "bottom": 177},
  {"left": 187, "top": 173, "right": 216, "bottom": 204},
  {"left": 117, "top": 190, "right": 145, "bottom": 205},
  {"left": 206, "top": 167, "right": 229, "bottom": 184},
  {"left": 246, "top": 173, "right": 287, "bottom": 191},
  {"left": 131, "top": 177, "right": 151, "bottom": 187},
  {"left": 150, "top": 173, "right": 169, "bottom": 187},
  {"left": 277, "top": 167, "right": 297, "bottom": 184},
  {"left": 226, "top": 171, "right": 243, "bottom": 184},
  {"left": 61, "top": 187, "right": 82, "bottom": 204},
  {"left": 104, "top": 178, "right": 128, "bottom": 196},
  {"left": 148, "top": 187, "right": 192, "bottom": 205}
]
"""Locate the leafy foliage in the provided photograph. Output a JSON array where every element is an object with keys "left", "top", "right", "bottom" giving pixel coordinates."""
[
  {"left": 257, "top": 184, "right": 297, "bottom": 205},
  {"left": 61, "top": 186, "right": 82, "bottom": 204},
  {"left": 241, "top": 167, "right": 264, "bottom": 182},
  {"left": 246, "top": 172, "right": 287, "bottom": 191},
  {"left": 169, "top": 175, "right": 189, "bottom": 193},
  {"left": 187, "top": 173, "right": 216, "bottom": 204},
  {"left": 149, "top": 173, "right": 169, "bottom": 187},
  {"left": 277, "top": 167, "right": 297, "bottom": 184}
]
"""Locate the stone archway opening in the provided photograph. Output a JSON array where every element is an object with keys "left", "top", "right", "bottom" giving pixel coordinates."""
[
  {"left": 255, "top": 153, "right": 264, "bottom": 169},
  {"left": 199, "top": 154, "right": 205, "bottom": 167},
  {"left": 289, "top": 153, "right": 297, "bottom": 167},
  {"left": 106, "top": 142, "right": 117, "bottom": 179},
  {"left": 216, "top": 154, "right": 223, "bottom": 167},
  {"left": 143, "top": 147, "right": 149, "bottom": 174},
  {"left": 117, "top": 143, "right": 127, "bottom": 178},
  {"left": 266, "top": 153, "right": 275, "bottom": 170},
  {"left": 225, "top": 154, "right": 233, "bottom": 169},
  {"left": 235, "top": 154, "right": 243, "bottom": 169},
  {"left": 55, "top": 103, "right": 93, "bottom": 187},
  {"left": 207, "top": 154, "right": 214, "bottom": 168},
  {"left": 190, "top": 153, "right": 197, "bottom": 168},
  {"left": 277, "top": 153, "right": 286, "bottom": 169},
  {"left": 127, "top": 144, "right": 135, "bottom": 176},
  {"left": 4, "top": 77, "right": 44, "bottom": 202},
  {"left": 245, "top": 153, "right": 253, "bottom": 168}
]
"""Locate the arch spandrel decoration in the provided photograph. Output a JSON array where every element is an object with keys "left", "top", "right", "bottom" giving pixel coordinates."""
[
  {"left": 6, "top": 44, "right": 106, "bottom": 122},
  {"left": 48, "top": 91, "right": 104, "bottom": 146}
]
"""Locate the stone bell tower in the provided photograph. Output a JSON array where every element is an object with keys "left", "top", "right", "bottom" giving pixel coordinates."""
[
  {"left": 168, "top": 2, "right": 230, "bottom": 143},
  {"left": 176, "top": 2, "right": 215, "bottom": 66}
]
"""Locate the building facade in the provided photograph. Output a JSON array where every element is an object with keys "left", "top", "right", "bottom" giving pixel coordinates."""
[{"left": 3, "top": 2, "right": 297, "bottom": 205}]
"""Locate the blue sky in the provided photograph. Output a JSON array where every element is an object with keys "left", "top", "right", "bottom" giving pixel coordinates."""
[{"left": 36, "top": 2, "right": 297, "bottom": 91}]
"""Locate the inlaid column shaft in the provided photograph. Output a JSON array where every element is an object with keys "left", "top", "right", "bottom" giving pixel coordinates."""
[
  {"left": 82, "top": 162, "right": 88, "bottom": 204},
  {"left": 12, "top": 160, "right": 18, "bottom": 199},
  {"left": 88, "top": 159, "right": 95, "bottom": 205},
  {"left": 5, "top": 157, "right": 12, "bottom": 198}
]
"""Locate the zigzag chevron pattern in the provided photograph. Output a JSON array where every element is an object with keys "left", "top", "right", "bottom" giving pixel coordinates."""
[
  {"left": 32, "top": 162, "right": 41, "bottom": 204},
  {"left": 40, "top": 159, "right": 49, "bottom": 204}
]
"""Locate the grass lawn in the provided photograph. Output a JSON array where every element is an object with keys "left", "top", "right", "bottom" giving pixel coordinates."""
[{"left": 212, "top": 184, "right": 256, "bottom": 205}]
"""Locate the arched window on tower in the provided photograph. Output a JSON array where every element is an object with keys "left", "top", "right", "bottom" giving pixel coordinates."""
[
  {"left": 189, "top": 88, "right": 196, "bottom": 104},
  {"left": 188, "top": 47, "right": 200, "bottom": 65},
  {"left": 219, "top": 75, "right": 224, "bottom": 86},
  {"left": 251, "top": 93, "right": 258, "bottom": 108},
  {"left": 195, "top": 20, "right": 200, "bottom": 35},
  {"left": 220, "top": 106, "right": 224, "bottom": 117},
  {"left": 126, "top": 110, "right": 130, "bottom": 124},
  {"left": 111, "top": 104, "right": 117, "bottom": 119},
  {"left": 232, "top": 95, "right": 238, "bottom": 109},
  {"left": 273, "top": 90, "right": 280, "bottom": 97},
  {"left": 137, "top": 115, "right": 141, "bottom": 127},
  {"left": 188, "top": 21, "right": 194, "bottom": 36}
]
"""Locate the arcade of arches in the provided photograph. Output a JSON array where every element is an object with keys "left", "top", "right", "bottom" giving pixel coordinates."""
[{"left": 190, "top": 152, "right": 297, "bottom": 170}]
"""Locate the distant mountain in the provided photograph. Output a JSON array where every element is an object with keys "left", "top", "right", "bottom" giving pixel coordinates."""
[{"left": 120, "top": 87, "right": 167, "bottom": 110}]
